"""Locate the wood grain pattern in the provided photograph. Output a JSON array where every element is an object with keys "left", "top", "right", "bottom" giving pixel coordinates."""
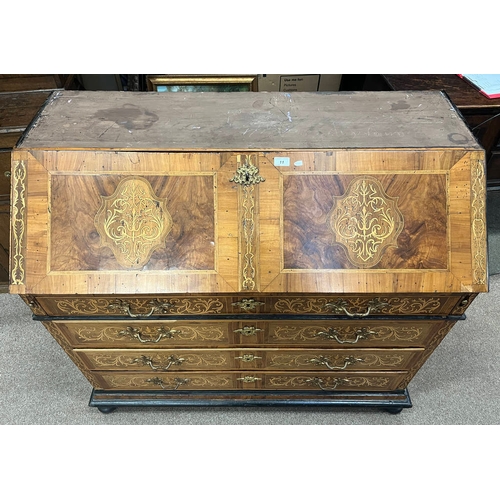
[
  {"left": 18, "top": 91, "right": 481, "bottom": 151},
  {"left": 50, "top": 173, "right": 215, "bottom": 271},
  {"left": 282, "top": 173, "right": 447, "bottom": 270}
]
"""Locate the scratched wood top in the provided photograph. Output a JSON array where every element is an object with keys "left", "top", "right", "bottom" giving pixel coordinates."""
[{"left": 18, "top": 90, "right": 481, "bottom": 151}]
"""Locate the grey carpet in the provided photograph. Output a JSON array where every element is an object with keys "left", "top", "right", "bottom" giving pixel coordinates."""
[{"left": 0, "top": 275, "right": 498, "bottom": 425}]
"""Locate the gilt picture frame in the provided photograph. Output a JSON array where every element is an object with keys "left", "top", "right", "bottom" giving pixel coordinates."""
[{"left": 146, "top": 75, "right": 258, "bottom": 93}]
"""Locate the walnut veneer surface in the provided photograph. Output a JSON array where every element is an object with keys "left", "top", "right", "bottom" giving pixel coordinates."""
[{"left": 10, "top": 90, "right": 488, "bottom": 412}]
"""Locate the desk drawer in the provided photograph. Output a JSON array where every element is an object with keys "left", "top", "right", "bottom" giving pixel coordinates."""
[
  {"left": 93, "top": 371, "right": 408, "bottom": 392},
  {"left": 46, "top": 318, "right": 455, "bottom": 349},
  {"left": 30, "top": 293, "right": 473, "bottom": 317},
  {"left": 75, "top": 347, "right": 423, "bottom": 372}
]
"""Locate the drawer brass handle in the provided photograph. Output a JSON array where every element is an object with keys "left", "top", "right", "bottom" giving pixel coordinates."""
[
  {"left": 235, "top": 354, "right": 262, "bottom": 362},
  {"left": 4, "top": 170, "right": 11, "bottom": 178},
  {"left": 315, "top": 327, "right": 376, "bottom": 344},
  {"left": 234, "top": 326, "right": 262, "bottom": 336},
  {"left": 324, "top": 298, "right": 388, "bottom": 317},
  {"left": 133, "top": 355, "right": 185, "bottom": 371},
  {"left": 231, "top": 299, "right": 265, "bottom": 311},
  {"left": 307, "top": 355, "right": 364, "bottom": 371},
  {"left": 237, "top": 376, "right": 262, "bottom": 383},
  {"left": 108, "top": 299, "right": 174, "bottom": 318},
  {"left": 118, "top": 326, "right": 180, "bottom": 343},
  {"left": 306, "top": 377, "right": 349, "bottom": 391},
  {"left": 147, "top": 377, "right": 190, "bottom": 390}
]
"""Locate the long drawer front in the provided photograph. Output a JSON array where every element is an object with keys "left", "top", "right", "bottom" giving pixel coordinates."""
[
  {"left": 46, "top": 318, "right": 456, "bottom": 348},
  {"left": 74, "top": 348, "right": 423, "bottom": 372},
  {"left": 92, "top": 371, "right": 408, "bottom": 392},
  {"left": 29, "top": 293, "right": 474, "bottom": 317}
]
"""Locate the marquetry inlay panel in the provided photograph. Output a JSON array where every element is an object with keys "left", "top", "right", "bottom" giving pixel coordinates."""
[
  {"left": 329, "top": 176, "right": 404, "bottom": 268},
  {"left": 94, "top": 176, "right": 173, "bottom": 269}
]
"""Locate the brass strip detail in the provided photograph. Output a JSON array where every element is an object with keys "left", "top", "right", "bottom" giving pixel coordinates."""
[
  {"left": 471, "top": 157, "right": 487, "bottom": 285},
  {"left": 230, "top": 154, "right": 264, "bottom": 291},
  {"left": 11, "top": 160, "right": 26, "bottom": 285}
]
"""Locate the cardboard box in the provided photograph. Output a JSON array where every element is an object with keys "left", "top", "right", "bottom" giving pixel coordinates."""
[{"left": 257, "top": 74, "right": 341, "bottom": 92}]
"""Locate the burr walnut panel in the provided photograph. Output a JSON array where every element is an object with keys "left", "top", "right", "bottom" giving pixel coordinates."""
[
  {"left": 283, "top": 173, "right": 447, "bottom": 270},
  {"left": 50, "top": 173, "right": 215, "bottom": 271}
]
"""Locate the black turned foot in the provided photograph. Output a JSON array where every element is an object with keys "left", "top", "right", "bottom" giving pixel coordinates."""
[
  {"left": 385, "top": 407, "right": 404, "bottom": 414},
  {"left": 97, "top": 406, "right": 117, "bottom": 414}
]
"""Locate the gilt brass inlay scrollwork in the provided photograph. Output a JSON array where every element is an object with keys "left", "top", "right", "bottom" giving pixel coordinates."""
[
  {"left": 329, "top": 177, "right": 404, "bottom": 268},
  {"left": 94, "top": 176, "right": 173, "bottom": 269}
]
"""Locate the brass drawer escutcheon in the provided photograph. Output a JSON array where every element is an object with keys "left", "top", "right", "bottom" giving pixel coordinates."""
[
  {"left": 237, "top": 376, "right": 262, "bottom": 383},
  {"left": 234, "top": 326, "right": 262, "bottom": 336},
  {"left": 235, "top": 354, "right": 262, "bottom": 362},
  {"left": 306, "top": 377, "right": 350, "bottom": 391},
  {"left": 314, "top": 327, "right": 376, "bottom": 344},
  {"left": 133, "top": 355, "right": 185, "bottom": 371},
  {"left": 324, "top": 298, "right": 389, "bottom": 317},
  {"left": 307, "top": 355, "right": 364, "bottom": 371},
  {"left": 146, "top": 377, "right": 190, "bottom": 390},
  {"left": 231, "top": 299, "right": 265, "bottom": 311},
  {"left": 107, "top": 299, "right": 174, "bottom": 318},
  {"left": 118, "top": 326, "right": 180, "bottom": 343}
]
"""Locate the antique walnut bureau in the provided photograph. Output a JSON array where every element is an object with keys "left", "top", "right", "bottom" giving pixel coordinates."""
[{"left": 9, "top": 90, "right": 488, "bottom": 413}]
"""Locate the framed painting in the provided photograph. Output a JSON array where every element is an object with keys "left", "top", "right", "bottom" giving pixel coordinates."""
[{"left": 146, "top": 75, "right": 258, "bottom": 92}]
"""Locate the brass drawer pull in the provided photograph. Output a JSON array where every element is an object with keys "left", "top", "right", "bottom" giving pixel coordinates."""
[
  {"left": 235, "top": 354, "right": 262, "bottom": 362},
  {"left": 147, "top": 377, "right": 190, "bottom": 390},
  {"left": 237, "top": 376, "right": 262, "bottom": 383},
  {"left": 118, "top": 326, "right": 180, "bottom": 343},
  {"left": 324, "top": 298, "right": 388, "bottom": 317},
  {"left": 306, "top": 377, "right": 349, "bottom": 391},
  {"left": 234, "top": 326, "right": 262, "bottom": 336},
  {"left": 108, "top": 299, "right": 174, "bottom": 318},
  {"left": 231, "top": 299, "right": 265, "bottom": 311},
  {"left": 4, "top": 170, "right": 10, "bottom": 178},
  {"left": 308, "top": 355, "right": 364, "bottom": 371},
  {"left": 133, "top": 355, "right": 185, "bottom": 371},
  {"left": 315, "top": 327, "right": 376, "bottom": 344}
]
